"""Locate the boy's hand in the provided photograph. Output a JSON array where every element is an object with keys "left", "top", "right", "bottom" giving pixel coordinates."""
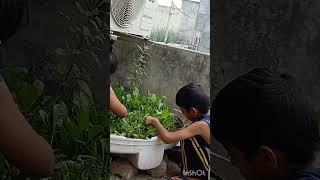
[{"left": 145, "top": 116, "right": 159, "bottom": 127}]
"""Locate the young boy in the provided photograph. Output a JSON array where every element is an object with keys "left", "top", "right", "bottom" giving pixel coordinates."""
[
  {"left": 212, "top": 67, "right": 320, "bottom": 180},
  {"left": 145, "top": 83, "right": 210, "bottom": 180}
]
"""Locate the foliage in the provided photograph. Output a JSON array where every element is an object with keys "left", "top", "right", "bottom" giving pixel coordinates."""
[
  {"left": 110, "top": 84, "right": 176, "bottom": 139},
  {"left": 0, "top": 0, "right": 110, "bottom": 179},
  {"left": 150, "top": 28, "right": 185, "bottom": 44},
  {"left": 127, "top": 44, "right": 152, "bottom": 87},
  {"left": 56, "top": 0, "right": 109, "bottom": 64},
  {"left": 1, "top": 68, "right": 109, "bottom": 179}
]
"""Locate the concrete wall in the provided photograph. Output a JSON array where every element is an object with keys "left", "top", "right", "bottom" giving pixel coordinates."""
[
  {"left": 178, "top": 0, "right": 210, "bottom": 53},
  {"left": 112, "top": 32, "right": 210, "bottom": 111},
  {"left": 179, "top": 0, "right": 200, "bottom": 46},
  {"left": 212, "top": 0, "right": 320, "bottom": 179},
  {"left": 195, "top": 0, "right": 210, "bottom": 53},
  {"left": 152, "top": 5, "right": 182, "bottom": 32}
]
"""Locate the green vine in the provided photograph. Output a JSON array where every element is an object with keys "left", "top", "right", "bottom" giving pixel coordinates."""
[{"left": 127, "top": 44, "right": 152, "bottom": 87}]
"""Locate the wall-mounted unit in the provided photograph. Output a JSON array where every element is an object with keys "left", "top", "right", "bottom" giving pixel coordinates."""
[{"left": 110, "top": 0, "right": 158, "bottom": 37}]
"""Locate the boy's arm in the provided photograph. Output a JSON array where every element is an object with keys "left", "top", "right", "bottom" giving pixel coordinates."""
[
  {"left": 145, "top": 116, "right": 207, "bottom": 144},
  {"left": 0, "top": 82, "right": 55, "bottom": 177},
  {"left": 109, "top": 86, "right": 128, "bottom": 118}
]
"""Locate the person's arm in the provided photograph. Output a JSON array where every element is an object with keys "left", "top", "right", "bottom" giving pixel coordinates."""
[
  {"left": 109, "top": 86, "right": 128, "bottom": 118},
  {"left": 0, "top": 81, "right": 55, "bottom": 177},
  {"left": 145, "top": 116, "right": 208, "bottom": 144}
]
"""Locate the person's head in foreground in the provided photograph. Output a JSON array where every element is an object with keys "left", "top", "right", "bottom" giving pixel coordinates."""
[
  {"left": 212, "top": 67, "right": 320, "bottom": 180},
  {"left": 176, "top": 83, "right": 209, "bottom": 121},
  {"left": 0, "top": 0, "right": 25, "bottom": 43}
]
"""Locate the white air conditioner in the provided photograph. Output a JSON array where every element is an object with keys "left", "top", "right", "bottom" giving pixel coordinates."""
[{"left": 110, "top": 0, "right": 158, "bottom": 38}]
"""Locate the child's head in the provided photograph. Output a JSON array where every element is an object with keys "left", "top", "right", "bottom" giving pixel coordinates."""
[
  {"left": 110, "top": 39, "right": 118, "bottom": 75},
  {"left": 212, "top": 67, "right": 320, "bottom": 180},
  {"left": 0, "top": 0, "right": 25, "bottom": 43},
  {"left": 176, "top": 83, "right": 209, "bottom": 121}
]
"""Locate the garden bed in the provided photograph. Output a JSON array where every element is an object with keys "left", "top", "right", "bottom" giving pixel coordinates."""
[{"left": 110, "top": 83, "right": 182, "bottom": 140}]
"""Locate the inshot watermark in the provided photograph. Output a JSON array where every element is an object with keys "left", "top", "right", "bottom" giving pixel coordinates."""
[{"left": 183, "top": 170, "right": 206, "bottom": 177}]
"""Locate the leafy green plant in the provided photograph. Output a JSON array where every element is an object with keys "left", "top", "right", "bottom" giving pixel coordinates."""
[
  {"left": 110, "top": 83, "right": 177, "bottom": 139},
  {"left": 127, "top": 44, "right": 152, "bottom": 87},
  {"left": 0, "top": 0, "right": 111, "bottom": 179},
  {"left": 1, "top": 68, "right": 109, "bottom": 179}
]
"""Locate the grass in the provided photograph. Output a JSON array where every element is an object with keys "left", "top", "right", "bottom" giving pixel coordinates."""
[{"left": 150, "top": 28, "right": 185, "bottom": 44}]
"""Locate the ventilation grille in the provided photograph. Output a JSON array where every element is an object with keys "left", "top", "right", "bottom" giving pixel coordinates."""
[{"left": 111, "top": 0, "right": 146, "bottom": 28}]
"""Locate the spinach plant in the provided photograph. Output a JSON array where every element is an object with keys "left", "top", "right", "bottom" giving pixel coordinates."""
[{"left": 110, "top": 83, "right": 176, "bottom": 139}]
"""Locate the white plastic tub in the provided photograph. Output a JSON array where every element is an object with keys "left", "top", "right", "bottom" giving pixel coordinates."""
[{"left": 110, "top": 134, "right": 177, "bottom": 170}]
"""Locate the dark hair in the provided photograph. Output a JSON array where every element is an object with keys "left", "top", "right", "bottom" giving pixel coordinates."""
[
  {"left": 110, "top": 39, "right": 118, "bottom": 75},
  {"left": 212, "top": 67, "right": 320, "bottom": 164},
  {"left": 0, "top": 0, "right": 25, "bottom": 43},
  {"left": 176, "top": 83, "right": 209, "bottom": 114}
]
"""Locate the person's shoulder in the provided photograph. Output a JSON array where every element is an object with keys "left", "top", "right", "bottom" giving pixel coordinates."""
[
  {"left": 192, "top": 120, "right": 210, "bottom": 130},
  {"left": 293, "top": 168, "right": 320, "bottom": 180}
]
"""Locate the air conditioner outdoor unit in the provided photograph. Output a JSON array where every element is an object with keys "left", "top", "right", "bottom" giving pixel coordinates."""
[{"left": 110, "top": 0, "right": 158, "bottom": 38}]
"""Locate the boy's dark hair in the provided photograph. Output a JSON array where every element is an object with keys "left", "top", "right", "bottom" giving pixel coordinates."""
[
  {"left": 0, "top": 0, "right": 25, "bottom": 43},
  {"left": 110, "top": 39, "right": 118, "bottom": 75},
  {"left": 176, "top": 83, "right": 209, "bottom": 114},
  {"left": 212, "top": 67, "right": 320, "bottom": 164}
]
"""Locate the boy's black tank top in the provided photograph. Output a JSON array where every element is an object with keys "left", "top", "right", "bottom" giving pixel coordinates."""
[{"left": 181, "top": 114, "right": 210, "bottom": 180}]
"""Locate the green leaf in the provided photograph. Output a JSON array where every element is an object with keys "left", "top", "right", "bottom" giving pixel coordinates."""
[
  {"left": 83, "top": 26, "right": 92, "bottom": 37},
  {"left": 55, "top": 48, "right": 67, "bottom": 56},
  {"left": 95, "top": 35, "right": 104, "bottom": 43},
  {"left": 69, "top": 125, "right": 82, "bottom": 139},
  {"left": 73, "top": 80, "right": 93, "bottom": 107},
  {"left": 16, "top": 82, "right": 42, "bottom": 111},
  {"left": 75, "top": 1, "right": 87, "bottom": 15},
  {"left": 78, "top": 80, "right": 93, "bottom": 99},
  {"left": 60, "top": 127, "right": 70, "bottom": 147},
  {"left": 55, "top": 48, "right": 80, "bottom": 56},
  {"left": 39, "top": 110, "right": 47, "bottom": 121},
  {"left": 91, "top": 51, "right": 100, "bottom": 64},
  {"left": 100, "top": 138, "right": 107, "bottom": 150},
  {"left": 90, "top": 20, "right": 99, "bottom": 29},
  {"left": 88, "top": 126, "right": 102, "bottom": 141},
  {"left": 73, "top": 48, "right": 81, "bottom": 55},
  {"left": 79, "top": 108, "right": 90, "bottom": 131},
  {"left": 126, "top": 94, "right": 131, "bottom": 100},
  {"left": 33, "top": 79, "right": 44, "bottom": 96},
  {"left": 53, "top": 102, "right": 68, "bottom": 127},
  {"left": 68, "top": 26, "right": 76, "bottom": 32},
  {"left": 158, "top": 103, "right": 163, "bottom": 109},
  {"left": 137, "top": 44, "right": 143, "bottom": 52},
  {"left": 39, "top": 110, "right": 48, "bottom": 127}
]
